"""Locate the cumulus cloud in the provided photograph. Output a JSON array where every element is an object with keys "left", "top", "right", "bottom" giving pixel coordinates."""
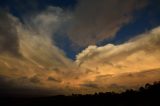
[
  {"left": 68, "top": 0, "right": 148, "bottom": 46},
  {"left": 73, "top": 26, "right": 160, "bottom": 93},
  {"left": 76, "top": 27, "right": 160, "bottom": 74}
]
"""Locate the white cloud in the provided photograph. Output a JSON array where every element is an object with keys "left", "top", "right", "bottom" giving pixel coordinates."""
[{"left": 75, "top": 27, "right": 160, "bottom": 86}]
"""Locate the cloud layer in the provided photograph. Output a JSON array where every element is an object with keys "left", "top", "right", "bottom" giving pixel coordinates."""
[
  {"left": 0, "top": 3, "right": 160, "bottom": 95},
  {"left": 0, "top": 11, "right": 20, "bottom": 56},
  {"left": 68, "top": 0, "right": 148, "bottom": 46},
  {"left": 0, "top": 8, "right": 79, "bottom": 95},
  {"left": 74, "top": 26, "right": 160, "bottom": 93},
  {"left": 76, "top": 27, "right": 160, "bottom": 74}
]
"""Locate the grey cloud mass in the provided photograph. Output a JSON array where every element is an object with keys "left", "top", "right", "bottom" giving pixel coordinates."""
[
  {"left": 68, "top": 0, "right": 148, "bottom": 46},
  {"left": 0, "top": 11, "right": 20, "bottom": 56}
]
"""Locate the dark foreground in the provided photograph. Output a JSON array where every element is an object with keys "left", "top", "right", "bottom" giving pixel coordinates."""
[{"left": 1, "top": 82, "right": 160, "bottom": 106}]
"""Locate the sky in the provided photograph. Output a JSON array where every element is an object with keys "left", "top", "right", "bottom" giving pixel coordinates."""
[{"left": 0, "top": 0, "right": 160, "bottom": 96}]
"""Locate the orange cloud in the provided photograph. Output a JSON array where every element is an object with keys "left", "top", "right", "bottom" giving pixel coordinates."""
[{"left": 0, "top": 7, "right": 160, "bottom": 95}]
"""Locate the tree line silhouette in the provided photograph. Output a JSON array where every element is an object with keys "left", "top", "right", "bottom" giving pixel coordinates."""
[{"left": 1, "top": 81, "right": 160, "bottom": 106}]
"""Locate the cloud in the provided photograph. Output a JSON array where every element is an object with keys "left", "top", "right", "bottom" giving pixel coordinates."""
[
  {"left": 78, "top": 68, "right": 160, "bottom": 93},
  {"left": 0, "top": 75, "right": 67, "bottom": 96},
  {"left": 80, "top": 83, "right": 98, "bottom": 88},
  {"left": 0, "top": 5, "right": 160, "bottom": 95},
  {"left": 68, "top": 0, "right": 148, "bottom": 46},
  {"left": 0, "top": 7, "right": 80, "bottom": 95},
  {"left": 0, "top": 11, "right": 21, "bottom": 56},
  {"left": 72, "top": 26, "right": 160, "bottom": 93},
  {"left": 17, "top": 6, "right": 75, "bottom": 70},
  {"left": 48, "top": 76, "right": 62, "bottom": 83},
  {"left": 76, "top": 27, "right": 160, "bottom": 74},
  {"left": 30, "top": 6, "right": 71, "bottom": 37},
  {"left": 30, "top": 75, "right": 41, "bottom": 83}
]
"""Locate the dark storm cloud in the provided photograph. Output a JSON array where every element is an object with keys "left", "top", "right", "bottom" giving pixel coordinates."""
[
  {"left": 80, "top": 83, "right": 98, "bottom": 88},
  {"left": 0, "top": 11, "right": 20, "bottom": 56},
  {"left": 48, "top": 76, "right": 62, "bottom": 83},
  {"left": 108, "top": 84, "right": 127, "bottom": 90},
  {"left": 125, "top": 68, "right": 160, "bottom": 78},
  {"left": 0, "top": 75, "right": 29, "bottom": 91},
  {"left": 0, "top": 75, "right": 63, "bottom": 96},
  {"left": 0, "top": 75, "right": 11, "bottom": 90},
  {"left": 0, "top": 75, "right": 27, "bottom": 90},
  {"left": 68, "top": 0, "right": 148, "bottom": 46},
  {"left": 30, "top": 75, "right": 41, "bottom": 84}
]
